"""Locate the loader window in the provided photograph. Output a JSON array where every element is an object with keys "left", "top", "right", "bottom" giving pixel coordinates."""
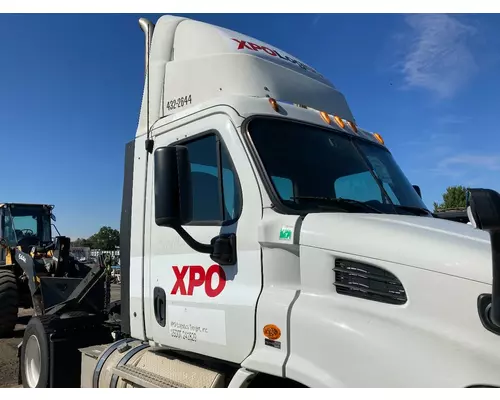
[
  {"left": 1, "top": 215, "right": 17, "bottom": 246},
  {"left": 7, "top": 206, "right": 52, "bottom": 244},
  {"left": 181, "top": 133, "right": 242, "bottom": 224}
]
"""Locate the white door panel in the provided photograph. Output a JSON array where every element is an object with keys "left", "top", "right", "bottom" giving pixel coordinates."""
[{"left": 145, "top": 113, "right": 262, "bottom": 363}]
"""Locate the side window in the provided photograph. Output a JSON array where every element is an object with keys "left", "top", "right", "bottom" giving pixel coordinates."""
[
  {"left": 2, "top": 215, "right": 17, "bottom": 246},
  {"left": 334, "top": 171, "right": 383, "bottom": 203},
  {"left": 184, "top": 133, "right": 242, "bottom": 224}
]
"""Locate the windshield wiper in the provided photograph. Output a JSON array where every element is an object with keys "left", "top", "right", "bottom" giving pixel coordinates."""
[
  {"left": 393, "top": 204, "right": 431, "bottom": 216},
  {"left": 291, "top": 196, "right": 383, "bottom": 214}
]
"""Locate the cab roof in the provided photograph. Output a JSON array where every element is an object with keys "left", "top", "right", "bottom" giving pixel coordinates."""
[
  {"left": 0, "top": 203, "right": 54, "bottom": 209},
  {"left": 137, "top": 15, "right": 354, "bottom": 137}
]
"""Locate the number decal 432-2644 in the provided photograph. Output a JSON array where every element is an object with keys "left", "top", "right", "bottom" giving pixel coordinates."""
[{"left": 166, "top": 95, "right": 192, "bottom": 111}]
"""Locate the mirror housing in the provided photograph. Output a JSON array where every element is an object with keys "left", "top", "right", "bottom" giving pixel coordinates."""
[
  {"left": 154, "top": 145, "right": 193, "bottom": 227},
  {"left": 412, "top": 185, "right": 422, "bottom": 199},
  {"left": 153, "top": 145, "right": 237, "bottom": 266},
  {"left": 467, "top": 189, "right": 500, "bottom": 231},
  {"left": 468, "top": 189, "right": 500, "bottom": 330}
]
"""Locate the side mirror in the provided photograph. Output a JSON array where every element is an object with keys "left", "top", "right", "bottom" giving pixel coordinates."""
[
  {"left": 51, "top": 214, "right": 56, "bottom": 222},
  {"left": 413, "top": 185, "right": 422, "bottom": 198},
  {"left": 153, "top": 144, "right": 237, "bottom": 266},
  {"left": 154, "top": 145, "right": 193, "bottom": 227},
  {"left": 468, "top": 188, "right": 500, "bottom": 331},
  {"left": 467, "top": 189, "right": 500, "bottom": 231}
]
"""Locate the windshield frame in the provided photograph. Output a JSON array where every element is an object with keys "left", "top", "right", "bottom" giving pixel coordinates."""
[{"left": 240, "top": 114, "right": 429, "bottom": 217}]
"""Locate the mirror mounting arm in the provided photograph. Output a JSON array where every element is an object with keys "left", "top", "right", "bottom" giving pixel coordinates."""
[
  {"left": 171, "top": 225, "right": 237, "bottom": 266},
  {"left": 172, "top": 224, "right": 214, "bottom": 254}
]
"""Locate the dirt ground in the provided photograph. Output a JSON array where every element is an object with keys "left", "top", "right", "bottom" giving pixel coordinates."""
[{"left": 0, "top": 284, "right": 121, "bottom": 388}]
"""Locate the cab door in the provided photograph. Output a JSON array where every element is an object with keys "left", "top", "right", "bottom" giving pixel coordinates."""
[{"left": 145, "top": 113, "right": 263, "bottom": 363}]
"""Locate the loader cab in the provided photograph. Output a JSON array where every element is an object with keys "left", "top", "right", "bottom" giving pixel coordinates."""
[{"left": 0, "top": 203, "right": 54, "bottom": 255}]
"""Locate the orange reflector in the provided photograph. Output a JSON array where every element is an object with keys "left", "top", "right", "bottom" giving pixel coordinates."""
[
  {"left": 334, "top": 116, "right": 345, "bottom": 129},
  {"left": 269, "top": 98, "right": 279, "bottom": 112},
  {"left": 320, "top": 111, "right": 331, "bottom": 124},
  {"left": 263, "top": 324, "right": 281, "bottom": 340},
  {"left": 373, "top": 133, "right": 385, "bottom": 144},
  {"left": 348, "top": 121, "right": 358, "bottom": 133}
]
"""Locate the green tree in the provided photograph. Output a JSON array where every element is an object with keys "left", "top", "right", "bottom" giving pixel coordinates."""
[
  {"left": 87, "top": 226, "right": 120, "bottom": 250},
  {"left": 433, "top": 185, "right": 467, "bottom": 212},
  {"left": 71, "top": 238, "right": 91, "bottom": 248}
]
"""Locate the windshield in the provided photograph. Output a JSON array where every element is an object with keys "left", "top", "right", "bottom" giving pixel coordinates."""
[
  {"left": 2, "top": 205, "right": 52, "bottom": 246},
  {"left": 246, "top": 117, "right": 429, "bottom": 216}
]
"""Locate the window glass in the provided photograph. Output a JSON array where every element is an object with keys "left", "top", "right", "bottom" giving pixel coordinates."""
[
  {"left": 248, "top": 118, "right": 427, "bottom": 215},
  {"left": 334, "top": 171, "right": 382, "bottom": 203},
  {"left": 184, "top": 134, "right": 241, "bottom": 223},
  {"left": 271, "top": 176, "right": 294, "bottom": 200}
]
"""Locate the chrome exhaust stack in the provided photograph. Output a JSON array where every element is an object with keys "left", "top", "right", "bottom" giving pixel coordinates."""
[
  {"left": 139, "top": 18, "right": 154, "bottom": 76},
  {"left": 139, "top": 18, "right": 155, "bottom": 152}
]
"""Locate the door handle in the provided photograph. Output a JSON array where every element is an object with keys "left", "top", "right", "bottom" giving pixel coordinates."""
[{"left": 153, "top": 286, "right": 166, "bottom": 327}]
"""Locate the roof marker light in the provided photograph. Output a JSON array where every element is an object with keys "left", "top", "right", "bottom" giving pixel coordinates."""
[
  {"left": 348, "top": 121, "right": 358, "bottom": 133},
  {"left": 334, "top": 116, "right": 345, "bottom": 129},
  {"left": 269, "top": 98, "right": 279, "bottom": 112},
  {"left": 373, "top": 133, "right": 385, "bottom": 145},
  {"left": 320, "top": 111, "right": 331, "bottom": 125}
]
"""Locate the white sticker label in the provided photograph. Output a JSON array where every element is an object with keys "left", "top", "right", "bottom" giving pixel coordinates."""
[{"left": 168, "top": 305, "right": 227, "bottom": 346}]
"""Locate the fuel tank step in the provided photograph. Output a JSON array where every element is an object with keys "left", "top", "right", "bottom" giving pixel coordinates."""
[
  {"left": 111, "top": 364, "right": 186, "bottom": 388},
  {"left": 80, "top": 338, "right": 225, "bottom": 388}
]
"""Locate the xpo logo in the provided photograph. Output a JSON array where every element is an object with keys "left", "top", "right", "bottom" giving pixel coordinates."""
[
  {"left": 171, "top": 265, "right": 227, "bottom": 298},
  {"left": 231, "top": 38, "right": 323, "bottom": 77}
]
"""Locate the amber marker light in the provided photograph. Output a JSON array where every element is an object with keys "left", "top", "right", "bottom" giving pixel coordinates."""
[
  {"left": 269, "top": 98, "right": 279, "bottom": 112},
  {"left": 348, "top": 121, "right": 358, "bottom": 133},
  {"left": 320, "top": 111, "right": 331, "bottom": 124},
  {"left": 334, "top": 116, "right": 345, "bottom": 129},
  {"left": 373, "top": 133, "right": 385, "bottom": 145}
]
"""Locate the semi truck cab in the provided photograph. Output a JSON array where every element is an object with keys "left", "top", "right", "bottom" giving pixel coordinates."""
[{"left": 19, "top": 14, "right": 500, "bottom": 388}]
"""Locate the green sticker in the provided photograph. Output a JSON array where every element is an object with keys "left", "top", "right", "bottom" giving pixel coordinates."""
[{"left": 279, "top": 226, "right": 292, "bottom": 241}]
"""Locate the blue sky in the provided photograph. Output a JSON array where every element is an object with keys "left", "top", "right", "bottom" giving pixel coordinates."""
[{"left": 2, "top": 13, "right": 499, "bottom": 238}]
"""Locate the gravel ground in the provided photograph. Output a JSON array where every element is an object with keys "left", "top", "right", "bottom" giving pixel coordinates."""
[{"left": 0, "top": 284, "right": 121, "bottom": 388}]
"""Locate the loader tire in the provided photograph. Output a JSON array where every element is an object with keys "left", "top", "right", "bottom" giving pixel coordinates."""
[
  {"left": 0, "top": 269, "right": 18, "bottom": 338},
  {"left": 20, "top": 315, "right": 59, "bottom": 388}
]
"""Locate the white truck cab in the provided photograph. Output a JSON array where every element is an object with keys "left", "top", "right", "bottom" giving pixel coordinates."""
[{"left": 19, "top": 14, "right": 500, "bottom": 388}]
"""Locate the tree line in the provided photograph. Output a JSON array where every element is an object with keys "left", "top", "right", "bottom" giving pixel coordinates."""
[
  {"left": 433, "top": 185, "right": 467, "bottom": 212},
  {"left": 71, "top": 226, "right": 120, "bottom": 250}
]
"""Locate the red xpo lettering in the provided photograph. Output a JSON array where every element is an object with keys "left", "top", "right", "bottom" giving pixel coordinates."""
[
  {"left": 171, "top": 265, "right": 227, "bottom": 298},
  {"left": 232, "top": 39, "right": 252, "bottom": 50},
  {"left": 231, "top": 38, "right": 322, "bottom": 77}
]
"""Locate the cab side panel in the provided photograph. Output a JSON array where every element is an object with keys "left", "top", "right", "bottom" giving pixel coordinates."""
[
  {"left": 119, "top": 139, "right": 136, "bottom": 335},
  {"left": 128, "top": 136, "right": 148, "bottom": 340}
]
